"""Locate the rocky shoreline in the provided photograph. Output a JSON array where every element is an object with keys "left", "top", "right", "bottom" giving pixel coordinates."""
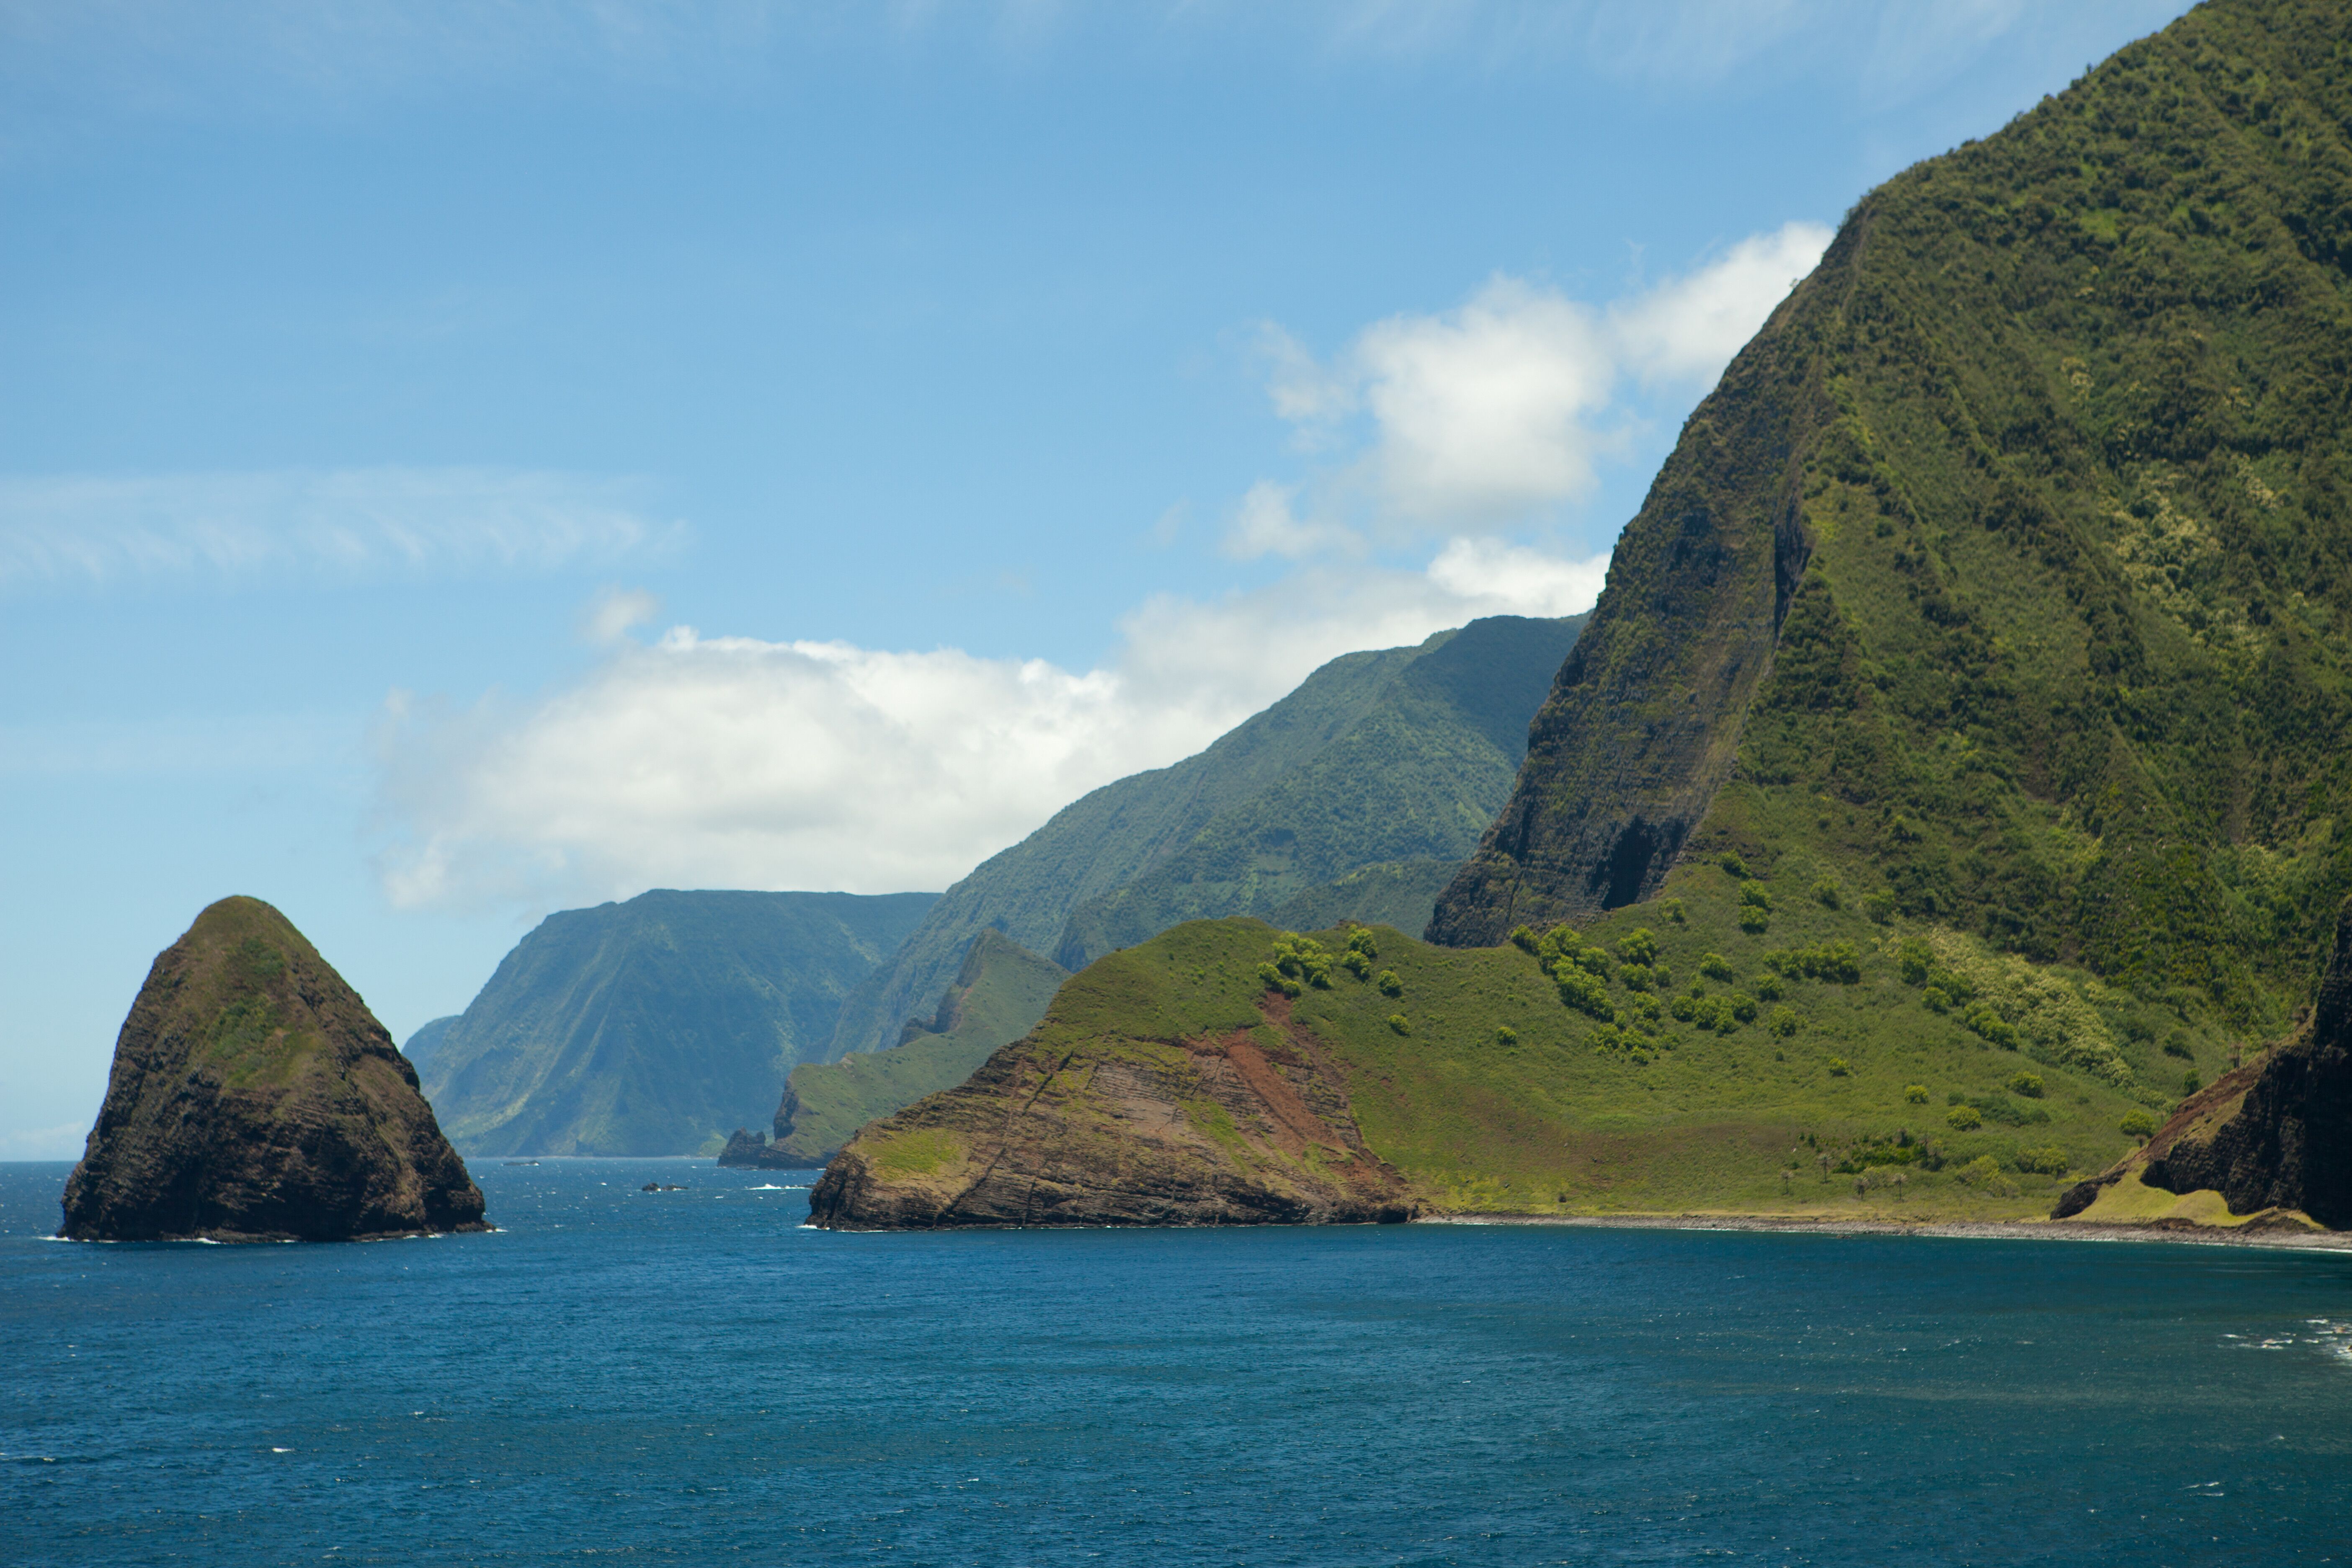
[{"left": 1424, "top": 1211, "right": 2352, "bottom": 1251}]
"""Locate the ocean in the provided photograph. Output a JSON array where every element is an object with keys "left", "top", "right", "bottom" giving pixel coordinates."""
[{"left": 3, "top": 1158, "right": 2347, "bottom": 1565}]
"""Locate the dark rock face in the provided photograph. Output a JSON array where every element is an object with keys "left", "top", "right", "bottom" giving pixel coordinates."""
[
  {"left": 2138, "top": 899, "right": 2352, "bottom": 1228},
  {"left": 60, "top": 897, "right": 487, "bottom": 1243},
  {"left": 808, "top": 993, "right": 1416, "bottom": 1230},
  {"left": 1424, "top": 308, "right": 1819, "bottom": 946},
  {"left": 714, "top": 1127, "right": 797, "bottom": 1170}
]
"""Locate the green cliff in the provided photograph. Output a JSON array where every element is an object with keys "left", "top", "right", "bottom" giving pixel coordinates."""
[
  {"left": 821, "top": 0, "right": 2352, "bottom": 1230},
  {"left": 1434, "top": 0, "right": 2352, "bottom": 1034},
  {"left": 826, "top": 614, "right": 1583, "bottom": 1060},
  {"left": 421, "top": 889, "right": 935, "bottom": 1156}
]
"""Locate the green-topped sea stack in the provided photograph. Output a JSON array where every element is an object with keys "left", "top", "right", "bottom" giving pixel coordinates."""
[{"left": 60, "top": 897, "right": 487, "bottom": 1243}]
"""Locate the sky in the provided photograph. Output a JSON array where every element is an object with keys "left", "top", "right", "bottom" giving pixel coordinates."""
[{"left": 0, "top": 0, "right": 2197, "bottom": 1159}]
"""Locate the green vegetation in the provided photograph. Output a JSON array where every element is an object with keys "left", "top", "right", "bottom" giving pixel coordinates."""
[
  {"left": 773, "top": 931, "right": 1069, "bottom": 1163},
  {"left": 421, "top": 890, "right": 938, "bottom": 1156},
  {"left": 951, "top": 908, "right": 2152, "bottom": 1220},
  {"left": 1428, "top": 0, "right": 2352, "bottom": 1129},
  {"left": 827, "top": 614, "right": 1583, "bottom": 1058}
]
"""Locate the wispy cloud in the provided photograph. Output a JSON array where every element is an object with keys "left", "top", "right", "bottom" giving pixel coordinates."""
[
  {"left": 0, "top": 467, "right": 680, "bottom": 590},
  {"left": 1239, "top": 220, "right": 1832, "bottom": 549},
  {"left": 371, "top": 542, "right": 1607, "bottom": 910}
]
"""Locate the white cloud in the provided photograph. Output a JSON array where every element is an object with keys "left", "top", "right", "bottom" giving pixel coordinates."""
[
  {"left": 371, "top": 542, "right": 1606, "bottom": 909},
  {"left": 0, "top": 467, "right": 678, "bottom": 589},
  {"left": 583, "top": 586, "right": 663, "bottom": 644},
  {"left": 1425, "top": 537, "right": 1611, "bottom": 618},
  {"left": 1355, "top": 276, "right": 1618, "bottom": 522},
  {"left": 1610, "top": 221, "right": 1835, "bottom": 384},
  {"left": 1261, "top": 221, "right": 1833, "bottom": 530},
  {"left": 1220, "top": 480, "right": 1358, "bottom": 561}
]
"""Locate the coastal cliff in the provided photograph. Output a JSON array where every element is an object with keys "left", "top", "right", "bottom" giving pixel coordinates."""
[
  {"left": 807, "top": 923, "right": 1414, "bottom": 1229},
  {"left": 60, "top": 897, "right": 486, "bottom": 1242},
  {"left": 2058, "top": 897, "right": 2352, "bottom": 1230}
]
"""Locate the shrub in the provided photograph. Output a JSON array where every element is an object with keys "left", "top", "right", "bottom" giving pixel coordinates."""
[
  {"left": 1663, "top": 898, "right": 1687, "bottom": 924},
  {"left": 2162, "top": 1032, "right": 2194, "bottom": 1060},
  {"left": 1718, "top": 851, "right": 1750, "bottom": 879},
  {"left": 1946, "top": 1104, "right": 1984, "bottom": 1131},
  {"left": 1346, "top": 928, "right": 1378, "bottom": 960},
  {"left": 1692, "top": 996, "right": 1724, "bottom": 1030},
  {"left": 1827, "top": 1057, "right": 1850, "bottom": 1076},
  {"left": 1699, "top": 952, "right": 1735, "bottom": 981},
  {"left": 2015, "top": 1145, "right": 2070, "bottom": 1176},
  {"left": 2181, "top": 1070, "right": 2202, "bottom": 1096},
  {"left": 1739, "top": 882, "right": 1773, "bottom": 913},
  {"left": 1963, "top": 1003, "right": 2020, "bottom": 1050},
  {"left": 1495, "top": 1025, "right": 1518, "bottom": 1047},
  {"left": 1728, "top": 992, "right": 1758, "bottom": 1024},
  {"left": 1266, "top": 935, "right": 1332, "bottom": 989},
  {"left": 2009, "top": 1072, "right": 2044, "bottom": 1099},
  {"left": 1669, "top": 991, "right": 1698, "bottom": 1021},
  {"left": 1955, "top": 1155, "right": 2016, "bottom": 1194},
  {"left": 1812, "top": 879, "right": 1841, "bottom": 909},
  {"left": 1741, "top": 909, "right": 1771, "bottom": 934},
  {"left": 1342, "top": 950, "right": 1373, "bottom": 980},
  {"left": 1376, "top": 969, "right": 1404, "bottom": 998},
  {"left": 1896, "top": 939, "right": 1934, "bottom": 986},
  {"left": 1863, "top": 890, "right": 1896, "bottom": 924},
  {"left": 1769, "top": 1006, "right": 1800, "bottom": 1037},
  {"left": 1904, "top": 1084, "right": 1929, "bottom": 1104},
  {"left": 1754, "top": 974, "right": 1785, "bottom": 1002},
  {"left": 1386, "top": 1014, "right": 1412, "bottom": 1036},
  {"left": 1617, "top": 927, "right": 1660, "bottom": 965},
  {"left": 1255, "top": 962, "right": 1302, "bottom": 998},
  {"left": 1762, "top": 941, "right": 1863, "bottom": 984},
  {"left": 1510, "top": 925, "right": 1540, "bottom": 955},
  {"left": 1556, "top": 968, "right": 1613, "bottom": 1020},
  {"left": 1619, "top": 962, "right": 1656, "bottom": 992},
  {"left": 2120, "top": 1108, "right": 2157, "bottom": 1139}
]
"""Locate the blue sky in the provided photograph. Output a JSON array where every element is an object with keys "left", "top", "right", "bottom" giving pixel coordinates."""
[{"left": 0, "top": 0, "right": 2195, "bottom": 1157}]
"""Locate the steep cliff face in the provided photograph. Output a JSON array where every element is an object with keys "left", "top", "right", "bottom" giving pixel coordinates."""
[
  {"left": 1431, "top": 0, "right": 2352, "bottom": 1025},
  {"left": 807, "top": 924, "right": 1414, "bottom": 1229},
  {"left": 2130, "top": 898, "right": 2352, "bottom": 1226},
  {"left": 828, "top": 615, "right": 1581, "bottom": 1060},
  {"left": 60, "top": 897, "right": 486, "bottom": 1242},
  {"left": 423, "top": 889, "right": 935, "bottom": 1156}
]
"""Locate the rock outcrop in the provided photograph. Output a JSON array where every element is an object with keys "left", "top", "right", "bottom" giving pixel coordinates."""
[
  {"left": 715, "top": 1127, "right": 798, "bottom": 1169},
  {"left": 2134, "top": 905, "right": 2352, "bottom": 1226},
  {"left": 2054, "top": 897, "right": 2352, "bottom": 1229},
  {"left": 61, "top": 897, "right": 487, "bottom": 1242},
  {"left": 808, "top": 941, "right": 1415, "bottom": 1229}
]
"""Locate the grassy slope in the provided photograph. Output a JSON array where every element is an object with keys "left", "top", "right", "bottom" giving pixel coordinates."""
[
  {"left": 777, "top": 932, "right": 1068, "bottom": 1161},
  {"left": 422, "top": 890, "right": 937, "bottom": 1156},
  {"left": 929, "top": 898, "right": 2166, "bottom": 1222}
]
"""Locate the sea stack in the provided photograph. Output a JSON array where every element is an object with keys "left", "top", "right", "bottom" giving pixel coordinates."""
[{"left": 60, "top": 896, "right": 487, "bottom": 1242}]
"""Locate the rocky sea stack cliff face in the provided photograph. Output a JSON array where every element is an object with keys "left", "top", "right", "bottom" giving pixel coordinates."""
[{"left": 60, "top": 897, "right": 486, "bottom": 1242}]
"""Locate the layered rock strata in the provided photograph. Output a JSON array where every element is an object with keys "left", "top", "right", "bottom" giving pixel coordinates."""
[
  {"left": 60, "top": 897, "right": 487, "bottom": 1242},
  {"left": 809, "top": 993, "right": 1413, "bottom": 1230}
]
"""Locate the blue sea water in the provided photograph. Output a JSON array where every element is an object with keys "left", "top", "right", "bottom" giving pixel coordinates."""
[{"left": 3, "top": 1160, "right": 2348, "bottom": 1566}]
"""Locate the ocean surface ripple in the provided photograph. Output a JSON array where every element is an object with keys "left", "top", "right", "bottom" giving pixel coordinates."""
[{"left": 3, "top": 1159, "right": 2348, "bottom": 1565}]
